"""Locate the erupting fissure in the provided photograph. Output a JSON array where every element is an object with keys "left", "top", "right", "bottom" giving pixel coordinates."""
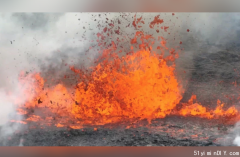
[{"left": 10, "top": 15, "right": 239, "bottom": 129}]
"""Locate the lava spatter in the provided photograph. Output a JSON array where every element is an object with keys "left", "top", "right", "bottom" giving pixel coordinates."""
[{"left": 9, "top": 14, "right": 239, "bottom": 129}]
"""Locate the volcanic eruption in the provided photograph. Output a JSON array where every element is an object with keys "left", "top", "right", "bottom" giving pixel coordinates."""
[{"left": 1, "top": 13, "right": 240, "bottom": 146}]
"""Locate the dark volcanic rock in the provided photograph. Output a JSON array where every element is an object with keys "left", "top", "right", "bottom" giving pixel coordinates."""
[
  {"left": 182, "top": 50, "right": 240, "bottom": 108},
  {"left": 0, "top": 117, "right": 231, "bottom": 146},
  {"left": 0, "top": 128, "right": 217, "bottom": 146}
]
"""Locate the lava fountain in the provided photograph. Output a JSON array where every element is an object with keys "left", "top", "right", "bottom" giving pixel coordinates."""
[{"left": 9, "top": 15, "right": 239, "bottom": 130}]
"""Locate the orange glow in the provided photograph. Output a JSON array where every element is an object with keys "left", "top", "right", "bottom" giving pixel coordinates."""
[
  {"left": 8, "top": 15, "right": 240, "bottom": 129},
  {"left": 15, "top": 44, "right": 182, "bottom": 127},
  {"left": 179, "top": 95, "right": 238, "bottom": 119}
]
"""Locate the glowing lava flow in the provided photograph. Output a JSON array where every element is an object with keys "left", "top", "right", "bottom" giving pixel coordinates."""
[
  {"left": 10, "top": 15, "right": 239, "bottom": 129},
  {"left": 178, "top": 95, "right": 238, "bottom": 119}
]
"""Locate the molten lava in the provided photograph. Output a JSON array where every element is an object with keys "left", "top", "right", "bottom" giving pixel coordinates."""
[
  {"left": 179, "top": 95, "right": 237, "bottom": 119},
  {"left": 16, "top": 46, "right": 183, "bottom": 128},
  {"left": 10, "top": 15, "right": 239, "bottom": 129}
]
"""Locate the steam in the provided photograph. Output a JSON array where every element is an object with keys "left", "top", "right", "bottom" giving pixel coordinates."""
[
  {"left": 0, "top": 72, "right": 40, "bottom": 143},
  {"left": 231, "top": 122, "right": 240, "bottom": 146},
  {"left": 217, "top": 121, "right": 240, "bottom": 146},
  {"left": 0, "top": 91, "right": 16, "bottom": 126},
  {"left": 0, "top": 91, "right": 20, "bottom": 138},
  {"left": 233, "top": 135, "right": 240, "bottom": 146}
]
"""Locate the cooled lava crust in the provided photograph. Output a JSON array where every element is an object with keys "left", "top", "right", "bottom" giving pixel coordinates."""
[{"left": 0, "top": 116, "right": 236, "bottom": 146}]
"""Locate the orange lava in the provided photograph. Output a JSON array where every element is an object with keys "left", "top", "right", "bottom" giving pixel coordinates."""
[
  {"left": 179, "top": 95, "right": 238, "bottom": 119},
  {"left": 9, "top": 14, "right": 240, "bottom": 128},
  {"left": 15, "top": 44, "right": 182, "bottom": 127}
]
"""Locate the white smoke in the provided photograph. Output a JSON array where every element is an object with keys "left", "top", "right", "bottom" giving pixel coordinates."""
[
  {"left": 0, "top": 73, "right": 36, "bottom": 139},
  {"left": 232, "top": 122, "right": 240, "bottom": 146},
  {"left": 233, "top": 135, "right": 240, "bottom": 146},
  {"left": 0, "top": 91, "right": 16, "bottom": 126},
  {"left": 0, "top": 89, "right": 22, "bottom": 138},
  {"left": 216, "top": 121, "right": 240, "bottom": 146}
]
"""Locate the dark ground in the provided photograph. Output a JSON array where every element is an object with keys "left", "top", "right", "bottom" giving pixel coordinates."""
[
  {"left": 182, "top": 49, "right": 240, "bottom": 109},
  {"left": 0, "top": 116, "right": 236, "bottom": 146}
]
